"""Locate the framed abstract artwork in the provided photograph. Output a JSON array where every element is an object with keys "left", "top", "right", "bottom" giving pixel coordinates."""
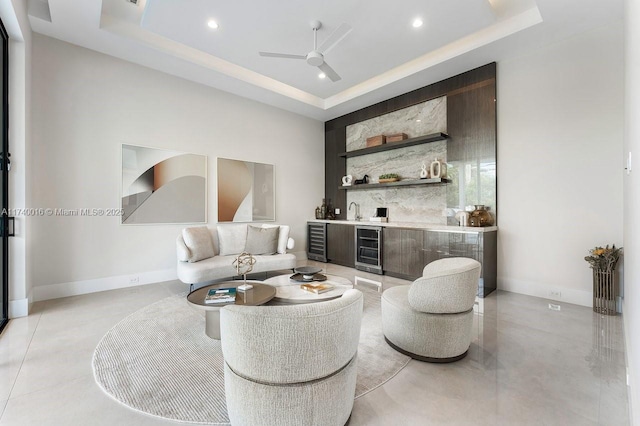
[
  {"left": 217, "top": 158, "right": 275, "bottom": 222},
  {"left": 121, "top": 144, "right": 207, "bottom": 224}
]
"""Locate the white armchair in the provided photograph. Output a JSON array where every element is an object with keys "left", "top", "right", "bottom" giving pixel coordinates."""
[
  {"left": 381, "top": 257, "right": 481, "bottom": 362},
  {"left": 220, "top": 289, "right": 364, "bottom": 425}
]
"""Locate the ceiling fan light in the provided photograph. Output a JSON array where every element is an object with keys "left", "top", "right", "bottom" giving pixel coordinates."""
[
  {"left": 207, "top": 20, "right": 219, "bottom": 30},
  {"left": 318, "top": 72, "right": 326, "bottom": 79},
  {"left": 412, "top": 18, "right": 423, "bottom": 28}
]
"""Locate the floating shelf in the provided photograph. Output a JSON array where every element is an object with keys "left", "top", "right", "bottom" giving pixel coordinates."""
[
  {"left": 338, "top": 178, "right": 450, "bottom": 191},
  {"left": 338, "top": 132, "right": 449, "bottom": 158}
]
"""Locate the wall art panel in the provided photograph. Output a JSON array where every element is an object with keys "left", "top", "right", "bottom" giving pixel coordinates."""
[
  {"left": 217, "top": 158, "right": 275, "bottom": 222},
  {"left": 121, "top": 144, "right": 207, "bottom": 224}
]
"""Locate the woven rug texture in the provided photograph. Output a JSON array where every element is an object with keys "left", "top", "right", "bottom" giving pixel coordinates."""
[{"left": 92, "top": 285, "right": 409, "bottom": 424}]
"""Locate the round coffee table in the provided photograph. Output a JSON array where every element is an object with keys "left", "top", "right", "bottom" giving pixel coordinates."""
[
  {"left": 263, "top": 274, "right": 353, "bottom": 304},
  {"left": 187, "top": 281, "right": 275, "bottom": 339}
]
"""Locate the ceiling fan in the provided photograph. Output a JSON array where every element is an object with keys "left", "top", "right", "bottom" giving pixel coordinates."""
[{"left": 259, "top": 20, "right": 351, "bottom": 82}]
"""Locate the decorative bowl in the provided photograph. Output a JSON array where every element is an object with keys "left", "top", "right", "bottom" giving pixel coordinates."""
[{"left": 294, "top": 266, "right": 322, "bottom": 279}]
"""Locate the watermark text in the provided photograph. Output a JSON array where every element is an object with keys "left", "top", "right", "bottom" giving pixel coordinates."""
[{"left": 2, "top": 208, "right": 125, "bottom": 217}]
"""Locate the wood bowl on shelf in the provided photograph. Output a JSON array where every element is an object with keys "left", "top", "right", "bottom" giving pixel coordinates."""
[{"left": 378, "top": 178, "right": 400, "bottom": 183}]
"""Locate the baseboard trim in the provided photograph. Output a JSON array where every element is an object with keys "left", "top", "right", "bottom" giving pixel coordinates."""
[
  {"left": 31, "top": 255, "right": 306, "bottom": 303},
  {"left": 32, "top": 268, "right": 178, "bottom": 302},
  {"left": 497, "top": 276, "right": 592, "bottom": 307},
  {"left": 9, "top": 297, "right": 29, "bottom": 318}
]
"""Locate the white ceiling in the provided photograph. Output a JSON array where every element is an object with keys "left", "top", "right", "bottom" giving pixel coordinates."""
[{"left": 27, "top": 0, "right": 623, "bottom": 121}]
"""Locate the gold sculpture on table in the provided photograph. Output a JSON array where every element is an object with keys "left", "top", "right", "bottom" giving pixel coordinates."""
[{"left": 233, "top": 252, "right": 256, "bottom": 291}]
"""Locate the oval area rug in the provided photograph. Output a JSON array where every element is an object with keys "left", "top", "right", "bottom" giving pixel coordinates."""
[{"left": 92, "top": 286, "right": 410, "bottom": 424}]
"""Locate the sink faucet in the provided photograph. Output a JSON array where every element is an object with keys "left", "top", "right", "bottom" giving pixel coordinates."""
[{"left": 349, "top": 202, "right": 362, "bottom": 221}]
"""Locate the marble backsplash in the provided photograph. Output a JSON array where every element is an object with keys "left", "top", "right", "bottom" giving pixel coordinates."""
[
  {"left": 346, "top": 186, "right": 447, "bottom": 225},
  {"left": 344, "top": 95, "right": 448, "bottom": 223},
  {"left": 346, "top": 96, "right": 447, "bottom": 151}
]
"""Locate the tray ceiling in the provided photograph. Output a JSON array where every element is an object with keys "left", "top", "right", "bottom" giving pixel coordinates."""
[{"left": 27, "top": 0, "right": 623, "bottom": 120}]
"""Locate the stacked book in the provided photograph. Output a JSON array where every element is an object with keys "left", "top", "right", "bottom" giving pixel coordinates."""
[
  {"left": 204, "top": 287, "right": 237, "bottom": 304},
  {"left": 300, "top": 283, "right": 334, "bottom": 294}
]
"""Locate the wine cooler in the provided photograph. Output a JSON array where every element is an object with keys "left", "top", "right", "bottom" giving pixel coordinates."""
[
  {"left": 307, "top": 222, "right": 327, "bottom": 262},
  {"left": 355, "top": 225, "right": 383, "bottom": 274}
]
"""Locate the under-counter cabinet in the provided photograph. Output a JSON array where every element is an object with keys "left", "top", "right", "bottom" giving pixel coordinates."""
[
  {"left": 308, "top": 221, "right": 497, "bottom": 298},
  {"left": 424, "top": 230, "right": 497, "bottom": 297},
  {"left": 327, "top": 223, "right": 355, "bottom": 267},
  {"left": 383, "top": 228, "right": 425, "bottom": 280},
  {"left": 307, "top": 222, "right": 354, "bottom": 267}
]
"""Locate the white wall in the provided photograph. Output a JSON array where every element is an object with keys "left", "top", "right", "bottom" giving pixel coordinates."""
[
  {"left": 623, "top": 0, "right": 639, "bottom": 422},
  {"left": 497, "top": 23, "right": 624, "bottom": 306},
  {"left": 30, "top": 34, "right": 324, "bottom": 301}
]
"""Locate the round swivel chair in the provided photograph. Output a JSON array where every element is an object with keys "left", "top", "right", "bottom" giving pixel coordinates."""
[
  {"left": 221, "top": 289, "right": 363, "bottom": 425},
  {"left": 381, "top": 257, "right": 481, "bottom": 362}
]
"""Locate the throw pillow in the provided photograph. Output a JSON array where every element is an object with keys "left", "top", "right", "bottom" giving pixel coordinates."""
[
  {"left": 276, "top": 225, "right": 289, "bottom": 254},
  {"left": 217, "top": 224, "right": 248, "bottom": 256},
  {"left": 182, "top": 227, "right": 215, "bottom": 263},
  {"left": 244, "top": 225, "right": 279, "bottom": 255}
]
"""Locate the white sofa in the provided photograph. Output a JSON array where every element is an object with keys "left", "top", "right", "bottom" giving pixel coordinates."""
[{"left": 176, "top": 223, "right": 296, "bottom": 287}]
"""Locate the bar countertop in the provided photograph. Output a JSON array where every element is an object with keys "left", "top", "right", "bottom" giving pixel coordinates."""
[{"left": 308, "top": 219, "right": 497, "bottom": 232}]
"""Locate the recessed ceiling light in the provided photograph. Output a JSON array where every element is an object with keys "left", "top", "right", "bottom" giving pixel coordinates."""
[
  {"left": 318, "top": 72, "right": 326, "bottom": 79},
  {"left": 412, "top": 18, "right": 423, "bottom": 28},
  {"left": 416, "top": 119, "right": 422, "bottom": 122},
  {"left": 207, "top": 20, "right": 219, "bottom": 30}
]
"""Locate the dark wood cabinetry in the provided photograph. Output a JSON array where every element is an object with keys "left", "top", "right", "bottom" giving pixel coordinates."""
[
  {"left": 309, "top": 221, "right": 497, "bottom": 297},
  {"left": 324, "top": 128, "right": 346, "bottom": 220},
  {"left": 423, "top": 230, "right": 497, "bottom": 297},
  {"left": 403, "top": 230, "right": 425, "bottom": 278},
  {"left": 326, "top": 223, "right": 355, "bottom": 267},
  {"left": 383, "top": 228, "right": 425, "bottom": 280},
  {"left": 307, "top": 222, "right": 354, "bottom": 267},
  {"left": 382, "top": 228, "right": 401, "bottom": 274}
]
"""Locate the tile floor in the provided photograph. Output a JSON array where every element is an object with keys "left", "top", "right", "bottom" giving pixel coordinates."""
[{"left": 0, "top": 261, "right": 630, "bottom": 425}]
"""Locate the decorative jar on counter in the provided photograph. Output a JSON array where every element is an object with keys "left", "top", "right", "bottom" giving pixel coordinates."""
[
  {"left": 325, "top": 199, "right": 335, "bottom": 220},
  {"left": 320, "top": 199, "right": 327, "bottom": 219},
  {"left": 469, "top": 205, "right": 494, "bottom": 227}
]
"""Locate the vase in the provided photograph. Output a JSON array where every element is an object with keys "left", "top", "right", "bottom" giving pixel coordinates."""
[
  {"left": 430, "top": 158, "right": 447, "bottom": 179},
  {"left": 325, "top": 199, "right": 335, "bottom": 220},
  {"left": 593, "top": 269, "right": 617, "bottom": 315},
  {"left": 420, "top": 163, "right": 429, "bottom": 179},
  {"left": 468, "top": 205, "right": 494, "bottom": 227},
  {"left": 455, "top": 211, "right": 470, "bottom": 227},
  {"left": 315, "top": 206, "right": 322, "bottom": 219}
]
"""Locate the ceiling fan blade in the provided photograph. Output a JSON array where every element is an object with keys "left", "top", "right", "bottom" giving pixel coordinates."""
[
  {"left": 318, "top": 62, "right": 341, "bottom": 82},
  {"left": 259, "top": 52, "right": 306, "bottom": 60},
  {"left": 318, "top": 23, "right": 352, "bottom": 54}
]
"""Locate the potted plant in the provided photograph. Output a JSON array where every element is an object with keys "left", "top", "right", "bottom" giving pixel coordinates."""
[
  {"left": 378, "top": 173, "right": 400, "bottom": 183},
  {"left": 585, "top": 245, "right": 622, "bottom": 315}
]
